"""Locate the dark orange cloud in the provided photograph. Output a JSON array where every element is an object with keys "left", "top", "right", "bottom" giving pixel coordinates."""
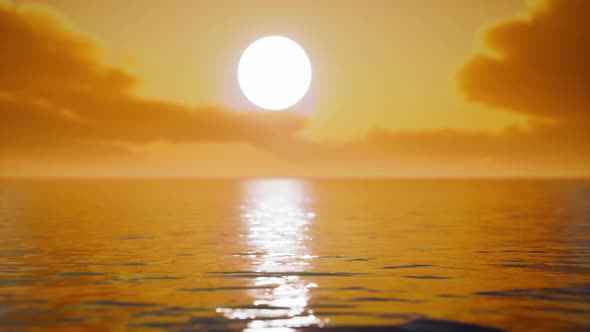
[
  {"left": 458, "top": 0, "right": 590, "bottom": 123},
  {"left": 272, "top": 0, "right": 590, "bottom": 177},
  {"left": 0, "top": 2, "right": 306, "bottom": 162}
]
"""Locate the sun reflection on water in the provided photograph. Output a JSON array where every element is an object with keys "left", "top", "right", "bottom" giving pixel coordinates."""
[{"left": 217, "top": 179, "right": 324, "bottom": 331}]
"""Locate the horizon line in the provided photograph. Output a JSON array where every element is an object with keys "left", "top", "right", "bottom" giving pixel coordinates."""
[{"left": 1, "top": 176, "right": 589, "bottom": 181}]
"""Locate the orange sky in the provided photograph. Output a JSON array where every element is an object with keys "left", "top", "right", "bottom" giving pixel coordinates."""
[
  {"left": 18, "top": 0, "right": 529, "bottom": 137},
  {"left": 1, "top": 0, "right": 589, "bottom": 178}
]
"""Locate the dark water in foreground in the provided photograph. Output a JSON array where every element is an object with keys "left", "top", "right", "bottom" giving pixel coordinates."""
[{"left": 0, "top": 179, "right": 589, "bottom": 331}]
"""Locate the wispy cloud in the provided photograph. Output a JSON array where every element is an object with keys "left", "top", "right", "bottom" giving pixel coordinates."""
[{"left": 0, "top": 1, "right": 306, "bottom": 162}]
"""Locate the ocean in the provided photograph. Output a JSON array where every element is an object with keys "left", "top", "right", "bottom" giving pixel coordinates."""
[{"left": 0, "top": 179, "right": 589, "bottom": 331}]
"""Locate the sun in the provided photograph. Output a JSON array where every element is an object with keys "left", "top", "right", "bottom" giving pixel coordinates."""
[{"left": 238, "top": 36, "right": 312, "bottom": 111}]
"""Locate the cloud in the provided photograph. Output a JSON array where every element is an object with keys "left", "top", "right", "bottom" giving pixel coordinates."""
[
  {"left": 0, "top": 1, "right": 306, "bottom": 162},
  {"left": 458, "top": 0, "right": 590, "bottom": 123},
  {"left": 365, "top": 123, "right": 590, "bottom": 175},
  {"left": 336, "top": 0, "right": 590, "bottom": 176},
  {"left": 276, "top": 0, "right": 590, "bottom": 178}
]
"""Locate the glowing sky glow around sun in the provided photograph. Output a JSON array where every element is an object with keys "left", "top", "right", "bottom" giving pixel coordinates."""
[{"left": 238, "top": 36, "right": 312, "bottom": 111}]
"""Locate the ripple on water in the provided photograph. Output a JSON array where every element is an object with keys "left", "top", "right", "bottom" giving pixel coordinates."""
[
  {"left": 402, "top": 275, "right": 453, "bottom": 280},
  {"left": 381, "top": 264, "right": 435, "bottom": 269}
]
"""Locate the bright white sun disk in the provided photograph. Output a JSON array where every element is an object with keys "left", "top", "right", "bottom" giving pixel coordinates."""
[{"left": 238, "top": 36, "right": 312, "bottom": 111}]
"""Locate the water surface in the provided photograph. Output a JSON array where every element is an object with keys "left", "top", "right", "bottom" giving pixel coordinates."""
[{"left": 0, "top": 179, "right": 589, "bottom": 331}]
